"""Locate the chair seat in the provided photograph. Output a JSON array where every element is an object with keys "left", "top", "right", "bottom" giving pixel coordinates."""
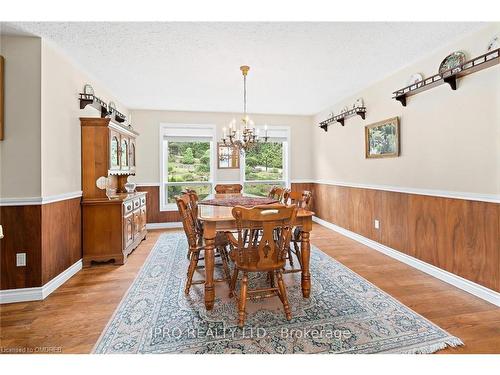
[{"left": 194, "top": 231, "right": 230, "bottom": 252}]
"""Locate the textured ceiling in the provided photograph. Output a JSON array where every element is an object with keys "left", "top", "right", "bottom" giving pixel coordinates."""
[{"left": 1, "top": 22, "right": 487, "bottom": 115}]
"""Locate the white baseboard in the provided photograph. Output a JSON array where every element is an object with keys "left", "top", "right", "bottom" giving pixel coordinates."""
[
  {"left": 146, "top": 222, "right": 183, "bottom": 229},
  {"left": 0, "top": 259, "right": 82, "bottom": 304},
  {"left": 312, "top": 216, "right": 500, "bottom": 307}
]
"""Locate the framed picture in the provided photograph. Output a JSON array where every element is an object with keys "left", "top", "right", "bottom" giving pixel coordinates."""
[
  {"left": 217, "top": 143, "right": 240, "bottom": 169},
  {"left": 0, "top": 55, "right": 4, "bottom": 141},
  {"left": 365, "top": 117, "right": 400, "bottom": 158}
]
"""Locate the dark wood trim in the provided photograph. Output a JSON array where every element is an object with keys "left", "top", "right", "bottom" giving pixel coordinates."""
[{"left": 291, "top": 182, "right": 500, "bottom": 292}]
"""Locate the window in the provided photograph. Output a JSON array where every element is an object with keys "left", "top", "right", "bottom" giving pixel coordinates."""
[
  {"left": 160, "top": 124, "right": 216, "bottom": 210},
  {"left": 242, "top": 126, "right": 290, "bottom": 196}
]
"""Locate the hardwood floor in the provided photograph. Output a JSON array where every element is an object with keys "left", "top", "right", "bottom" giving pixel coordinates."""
[{"left": 1, "top": 224, "right": 499, "bottom": 354}]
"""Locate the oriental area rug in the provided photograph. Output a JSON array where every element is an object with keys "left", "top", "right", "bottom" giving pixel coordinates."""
[{"left": 93, "top": 233, "right": 463, "bottom": 354}]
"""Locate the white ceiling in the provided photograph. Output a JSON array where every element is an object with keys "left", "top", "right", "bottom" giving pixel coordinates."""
[{"left": 1, "top": 22, "right": 487, "bottom": 115}]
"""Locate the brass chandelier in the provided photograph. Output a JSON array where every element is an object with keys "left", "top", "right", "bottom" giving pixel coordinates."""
[{"left": 221, "top": 65, "right": 268, "bottom": 152}]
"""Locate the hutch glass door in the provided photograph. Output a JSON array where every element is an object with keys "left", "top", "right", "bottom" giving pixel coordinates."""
[
  {"left": 110, "top": 131, "right": 120, "bottom": 170},
  {"left": 121, "top": 138, "right": 129, "bottom": 170}
]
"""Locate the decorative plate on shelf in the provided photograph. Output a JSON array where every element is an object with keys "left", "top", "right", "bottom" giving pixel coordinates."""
[
  {"left": 83, "top": 83, "right": 94, "bottom": 96},
  {"left": 355, "top": 98, "right": 364, "bottom": 108},
  {"left": 487, "top": 35, "right": 499, "bottom": 51},
  {"left": 407, "top": 73, "right": 423, "bottom": 86},
  {"left": 108, "top": 101, "right": 116, "bottom": 113},
  {"left": 439, "top": 51, "right": 467, "bottom": 74},
  {"left": 341, "top": 106, "right": 349, "bottom": 114}
]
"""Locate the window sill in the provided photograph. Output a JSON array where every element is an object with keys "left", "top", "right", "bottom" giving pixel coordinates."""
[{"left": 160, "top": 203, "right": 178, "bottom": 212}]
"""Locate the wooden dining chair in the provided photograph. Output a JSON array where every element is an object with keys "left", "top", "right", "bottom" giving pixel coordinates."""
[
  {"left": 215, "top": 183, "right": 243, "bottom": 194},
  {"left": 176, "top": 194, "right": 231, "bottom": 295},
  {"left": 268, "top": 186, "right": 290, "bottom": 203},
  {"left": 283, "top": 190, "right": 312, "bottom": 273},
  {"left": 286, "top": 190, "right": 312, "bottom": 210},
  {"left": 229, "top": 204, "right": 298, "bottom": 327},
  {"left": 183, "top": 189, "right": 203, "bottom": 233}
]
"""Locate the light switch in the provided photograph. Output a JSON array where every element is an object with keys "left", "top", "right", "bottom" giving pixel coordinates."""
[
  {"left": 16, "top": 253, "right": 26, "bottom": 267},
  {"left": 374, "top": 219, "right": 380, "bottom": 230}
]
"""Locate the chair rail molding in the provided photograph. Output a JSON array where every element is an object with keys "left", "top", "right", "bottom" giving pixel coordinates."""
[
  {"left": 0, "top": 191, "right": 83, "bottom": 206},
  {"left": 313, "top": 216, "right": 500, "bottom": 307}
]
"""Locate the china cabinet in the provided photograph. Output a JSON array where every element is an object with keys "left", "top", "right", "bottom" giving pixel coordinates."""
[{"left": 80, "top": 117, "right": 146, "bottom": 267}]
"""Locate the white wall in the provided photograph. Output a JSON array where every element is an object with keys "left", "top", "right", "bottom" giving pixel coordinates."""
[
  {"left": 2, "top": 24, "right": 498, "bottom": 200},
  {"left": 0, "top": 35, "right": 130, "bottom": 200},
  {"left": 313, "top": 24, "right": 500, "bottom": 195},
  {"left": 0, "top": 36, "right": 42, "bottom": 198},
  {"left": 40, "top": 40, "right": 129, "bottom": 197},
  {"left": 129, "top": 110, "right": 313, "bottom": 185}
]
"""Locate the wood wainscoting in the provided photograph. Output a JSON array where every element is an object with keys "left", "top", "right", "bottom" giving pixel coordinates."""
[
  {"left": 136, "top": 186, "right": 180, "bottom": 223},
  {"left": 0, "top": 197, "right": 82, "bottom": 290},
  {"left": 0, "top": 205, "right": 43, "bottom": 289},
  {"left": 291, "top": 182, "right": 499, "bottom": 293},
  {"left": 42, "top": 198, "right": 82, "bottom": 284}
]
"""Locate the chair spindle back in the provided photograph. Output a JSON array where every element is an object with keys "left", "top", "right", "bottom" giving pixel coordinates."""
[
  {"left": 231, "top": 204, "right": 298, "bottom": 270},
  {"left": 175, "top": 194, "right": 198, "bottom": 249},
  {"left": 286, "top": 190, "right": 312, "bottom": 210},
  {"left": 215, "top": 184, "right": 243, "bottom": 194},
  {"left": 268, "top": 186, "right": 290, "bottom": 203}
]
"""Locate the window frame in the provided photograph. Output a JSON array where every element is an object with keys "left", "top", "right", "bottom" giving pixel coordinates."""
[
  {"left": 159, "top": 123, "right": 217, "bottom": 211},
  {"left": 240, "top": 125, "right": 291, "bottom": 195}
]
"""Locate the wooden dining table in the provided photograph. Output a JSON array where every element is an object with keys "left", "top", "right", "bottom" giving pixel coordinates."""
[{"left": 198, "top": 193, "right": 314, "bottom": 310}]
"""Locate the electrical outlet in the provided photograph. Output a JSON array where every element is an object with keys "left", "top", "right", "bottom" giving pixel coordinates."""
[
  {"left": 374, "top": 219, "right": 380, "bottom": 230},
  {"left": 16, "top": 253, "right": 26, "bottom": 267}
]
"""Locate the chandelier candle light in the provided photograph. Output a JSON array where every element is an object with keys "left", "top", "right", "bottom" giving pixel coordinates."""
[{"left": 221, "top": 65, "right": 268, "bottom": 152}]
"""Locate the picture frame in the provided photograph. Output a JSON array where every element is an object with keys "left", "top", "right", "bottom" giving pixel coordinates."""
[
  {"left": 0, "top": 55, "right": 4, "bottom": 141},
  {"left": 365, "top": 117, "right": 400, "bottom": 158},
  {"left": 217, "top": 142, "right": 240, "bottom": 169}
]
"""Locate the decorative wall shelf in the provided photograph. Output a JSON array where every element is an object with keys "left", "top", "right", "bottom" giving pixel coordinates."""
[
  {"left": 393, "top": 48, "right": 500, "bottom": 106},
  {"left": 79, "top": 93, "right": 108, "bottom": 118},
  {"left": 79, "top": 93, "right": 128, "bottom": 125},
  {"left": 110, "top": 108, "right": 126, "bottom": 123},
  {"left": 319, "top": 107, "right": 366, "bottom": 131}
]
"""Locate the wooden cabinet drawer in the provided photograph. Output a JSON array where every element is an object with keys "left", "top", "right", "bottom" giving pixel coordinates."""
[
  {"left": 124, "top": 200, "right": 134, "bottom": 214},
  {"left": 133, "top": 198, "right": 141, "bottom": 209}
]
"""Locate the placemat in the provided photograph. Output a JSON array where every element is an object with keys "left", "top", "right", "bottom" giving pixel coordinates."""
[{"left": 199, "top": 196, "right": 278, "bottom": 208}]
